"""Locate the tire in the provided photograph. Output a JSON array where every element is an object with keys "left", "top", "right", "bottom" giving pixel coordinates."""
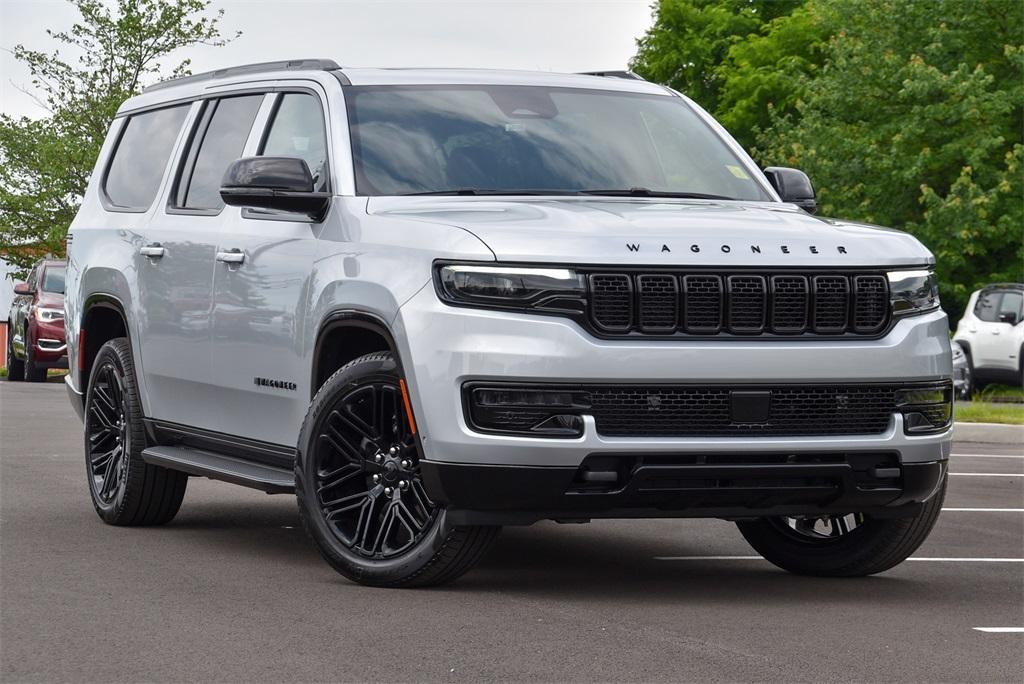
[
  {"left": 959, "top": 355, "right": 973, "bottom": 400},
  {"left": 736, "top": 475, "right": 947, "bottom": 577},
  {"left": 6, "top": 324, "right": 24, "bottom": 381},
  {"left": 296, "top": 351, "right": 499, "bottom": 587},
  {"left": 84, "top": 337, "right": 188, "bottom": 526},
  {"left": 24, "top": 332, "right": 47, "bottom": 382}
]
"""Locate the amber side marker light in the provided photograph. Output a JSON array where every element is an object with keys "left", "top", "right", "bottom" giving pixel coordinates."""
[{"left": 399, "top": 378, "right": 417, "bottom": 435}]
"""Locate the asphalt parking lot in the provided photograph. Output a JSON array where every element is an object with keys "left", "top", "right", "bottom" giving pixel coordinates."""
[{"left": 1, "top": 381, "right": 1021, "bottom": 682}]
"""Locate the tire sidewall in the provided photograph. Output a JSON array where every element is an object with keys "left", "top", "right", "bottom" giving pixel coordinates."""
[
  {"left": 295, "top": 353, "right": 452, "bottom": 585},
  {"left": 84, "top": 339, "right": 146, "bottom": 522}
]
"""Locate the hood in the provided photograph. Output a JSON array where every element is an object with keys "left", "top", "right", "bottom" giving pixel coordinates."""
[
  {"left": 36, "top": 292, "right": 64, "bottom": 309},
  {"left": 367, "top": 197, "right": 933, "bottom": 268}
]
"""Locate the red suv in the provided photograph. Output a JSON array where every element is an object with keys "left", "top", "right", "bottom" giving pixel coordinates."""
[{"left": 6, "top": 259, "right": 68, "bottom": 382}]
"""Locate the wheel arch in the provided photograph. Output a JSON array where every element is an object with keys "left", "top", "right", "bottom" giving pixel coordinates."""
[
  {"left": 311, "top": 310, "right": 402, "bottom": 398},
  {"left": 80, "top": 293, "right": 131, "bottom": 395}
]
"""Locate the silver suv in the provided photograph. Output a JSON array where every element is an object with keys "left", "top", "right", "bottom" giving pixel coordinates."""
[{"left": 65, "top": 60, "right": 953, "bottom": 586}]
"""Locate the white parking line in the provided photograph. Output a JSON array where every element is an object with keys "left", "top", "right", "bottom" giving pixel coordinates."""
[
  {"left": 951, "top": 453, "right": 1024, "bottom": 460},
  {"left": 654, "top": 556, "right": 1024, "bottom": 562},
  {"left": 942, "top": 508, "right": 1024, "bottom": 512},
  {"left": 949, "top": 472, "right": 1022, "bottom": 477},
  {"left": 973, "top": 627, "right": 1024, "bottom": 633}
]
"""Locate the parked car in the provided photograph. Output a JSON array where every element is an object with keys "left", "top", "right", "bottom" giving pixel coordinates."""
[
  {"left": 950, "top": 341, "right": 972, "bottom": 399},
  {"left": 6, "top": 259, "right": 67, "bottom": 382},
  {"left": 953, "top": 284, "right": 1024, "bottom": 390},
  {"left": 63, "top": 61, "right": 952, "bottom": 587}
]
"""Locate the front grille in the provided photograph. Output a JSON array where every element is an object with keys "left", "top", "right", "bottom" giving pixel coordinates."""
[
  {"left": 587, "top": 384, "right": 898, "bottom": 437},
  {"left": 587, "top": 271, "right": 889, "bottom": 336}
]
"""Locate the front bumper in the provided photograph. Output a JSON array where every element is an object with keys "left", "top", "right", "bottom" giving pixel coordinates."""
[
  {"left": 394, "top": 288, "right": 953, "bottom": 517},
  {"left": 422, "top": 458, "right": 948, "bottom": 525}
]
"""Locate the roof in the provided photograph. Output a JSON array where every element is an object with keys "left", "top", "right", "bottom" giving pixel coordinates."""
[{"left": 119, "top": 60, "right": 670, "bottom": 114}]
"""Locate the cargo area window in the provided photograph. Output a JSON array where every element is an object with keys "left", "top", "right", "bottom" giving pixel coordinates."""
[{"left": 103, "top": 104, "right": 189, "bottom": 210}]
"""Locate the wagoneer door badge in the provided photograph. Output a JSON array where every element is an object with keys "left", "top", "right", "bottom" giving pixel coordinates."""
[
  {"left": 626, "top": 242, "right": 848, "bottom": 255},
  {"left": 254, "top": 376, "right": 297, "bottom": 391}
]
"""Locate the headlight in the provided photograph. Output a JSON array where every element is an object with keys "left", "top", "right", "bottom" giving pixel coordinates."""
[
  {"left": 887, "top": 269, "right": 940, "bottom": 316},
  {"left": 435, "top": 263, "right": 586, "bottom": 313},
  {"left": 35, "top": 307, "right": 64, "bottom": 322}
]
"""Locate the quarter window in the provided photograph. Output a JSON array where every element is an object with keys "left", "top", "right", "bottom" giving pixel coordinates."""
[
  {"left": 104, "top": 105, "right": 189, "bottom": 209},
  {"left": 175, "top": 95, "right": 264, "bottom": 211},
  {"left": 260, "top": 93, "right": 329, "bottom": 192}
]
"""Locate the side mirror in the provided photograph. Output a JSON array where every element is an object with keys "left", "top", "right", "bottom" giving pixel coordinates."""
[
  {"left": 998, "top": 312, "right": 1019, "bottom": 325},
  {"left": 220, "top": 157, "right": 330, "bottom": 221},
  {"left": 14, "top": 282, "right": 33, "bottom": 296},
  {"left": 764, "top": 167, "right": 817, "bottom": 214}
]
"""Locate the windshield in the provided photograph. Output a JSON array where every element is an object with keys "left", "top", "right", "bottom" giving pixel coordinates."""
[
  {"left": 346, "top": 85, "right": 771, "bottom": 200},
  {"left": 42, "top": 265, "right": 65, "bottom": 294}
]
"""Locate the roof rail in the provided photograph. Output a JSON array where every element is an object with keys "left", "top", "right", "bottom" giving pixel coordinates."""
[
  {"left": 577, "top": 70, "right": 645, "bottom": 81},
  {"left": 143, "top": 58, "right": 342, "bottom": 93}
]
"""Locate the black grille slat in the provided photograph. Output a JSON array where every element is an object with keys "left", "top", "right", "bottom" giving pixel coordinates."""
[
  {"left": 770, "top": 275, "right": 808, "bottom": 333},
  {"left": 586, "top": 270, "right": 888, "bottom": 337},
  {"left": 853, "top": 275, "right": 889, "bottom": 332},
  {"left": 812, "top": 275, "right": 849, "bottom": 332},
  {"left": 590, "top": 274, "right": 632, "bottom": 331},
  {"left": 726, "top": 275, "right": 766, "bottom": 333},
  {"left": 587, "top": 384, "right": 898, "bottom": 437},
  {"left": 683, "top": 275, "right": 723, "bottom": 333},
  {"left": 637, "top": 275, "right": 679, "bottom": 332}
]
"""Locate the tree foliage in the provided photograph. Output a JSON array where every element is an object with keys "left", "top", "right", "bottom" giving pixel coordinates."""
[
  {"left": 634, "top": 0, "right": 1023, "bottom": 321},
  {"left": 0, "top": 0, "right": 238, "bottom": 279}
]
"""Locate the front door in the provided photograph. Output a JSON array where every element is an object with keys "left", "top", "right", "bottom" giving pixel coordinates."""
[{"left": 210, "top": 90, "right": 330, "bottom": 449}]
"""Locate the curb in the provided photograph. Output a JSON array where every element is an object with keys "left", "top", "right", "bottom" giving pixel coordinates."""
[{"left": 954, "top": 421, "right": 1024, "bottom": 446}]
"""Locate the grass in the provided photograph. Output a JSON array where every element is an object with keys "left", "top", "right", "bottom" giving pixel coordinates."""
[
  {"left": 0, "top": 367, "right": 67, "bottom": 380},
  {"left": 975, "top": 383, "right": 1024, "bottom": 403},
  {"left": 956, "top": 401, "right": 1024, "bottom": 425}
]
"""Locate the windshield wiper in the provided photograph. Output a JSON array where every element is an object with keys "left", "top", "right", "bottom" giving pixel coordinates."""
[
  {"left": 578, "top": 187, "right": 735, "bottom": 200},
  {"left": 399, "top": 188, "right": 582, "bottom": 196}
]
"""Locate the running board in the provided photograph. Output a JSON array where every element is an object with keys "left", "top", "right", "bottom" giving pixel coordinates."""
[{"left": 141, "top": 446, "right": 294, "bottom": 494}]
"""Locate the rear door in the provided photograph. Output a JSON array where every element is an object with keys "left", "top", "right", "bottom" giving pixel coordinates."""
[
  {"left": 134, "top": 95, "right": 263, "bottom": 431},
  {"left": 209, "top": 89, "right": 330, "bottom": 449}
]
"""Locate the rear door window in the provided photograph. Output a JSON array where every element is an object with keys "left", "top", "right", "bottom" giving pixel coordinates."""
[
  {"left": 104, "top": 105, "right": 190, "bottom": 210},
  {"left": 174, "top": 95, "right": 264, "bottom": 211}
]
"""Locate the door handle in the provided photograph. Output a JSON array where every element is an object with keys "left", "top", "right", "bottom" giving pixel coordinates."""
[
  {"left": 216, "top": 249, "right": 245, "bottom": 265},
  {"left": 140, "top": 244, "right": 164, "bottom": 258},
  {"left": 991, "top": 330, "right": 1000, "bottom": 335}
]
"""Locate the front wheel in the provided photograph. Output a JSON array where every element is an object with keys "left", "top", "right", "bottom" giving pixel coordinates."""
[
  {"left": 24, "top": 334, "right": 47, "bottom": 382},
  {"left": 6, "top": 325, "right": 24, "bottom": 381},
  {"left": 296, "top": 352, "right": 499, "bottom": 587},
  {"left": 736, "top": 475, "right": 946, "bottom": 577}
]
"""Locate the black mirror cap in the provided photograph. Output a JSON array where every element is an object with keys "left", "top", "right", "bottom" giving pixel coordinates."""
[
  {"left": 764, "top": 166, "right": 817, "bottom": 214},
  {"left": 220, "top": 157, "right": 330, "bottom": 221}
]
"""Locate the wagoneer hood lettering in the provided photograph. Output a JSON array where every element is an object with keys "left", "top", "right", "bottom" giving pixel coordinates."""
[{"left": 367, "top": 197, "right": 933, "bottom": 267}]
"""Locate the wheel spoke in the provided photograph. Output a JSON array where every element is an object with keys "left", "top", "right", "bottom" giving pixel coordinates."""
[{"left": 316, "top": 463, "right": 362, "bottom": 495}]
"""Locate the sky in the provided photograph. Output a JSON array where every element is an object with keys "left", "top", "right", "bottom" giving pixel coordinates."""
[{"left": 0, "top": 0, "right": 656, "bottom": 120}]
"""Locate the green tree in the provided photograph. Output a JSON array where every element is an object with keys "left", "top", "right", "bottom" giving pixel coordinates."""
[
  {"left": 0, "top": 0, "right": 238, "bottom": 278},
  {"left": 757, "top": 0, "right": 1023, "bottom": 320},
  {"left": 630, "top": 0, "right": 819, "bottom": 150}
]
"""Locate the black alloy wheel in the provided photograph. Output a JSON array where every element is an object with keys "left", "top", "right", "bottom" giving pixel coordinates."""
[
  {"left": 296, "top": 352, "right": 499, "bottom": 587},
  {"left": 84, "top": 338, "right": 187, "bottom": 525},
  {"left": 86, "top": 359, "right": 130, "bottom": 504},
  {"left": 312, "top": 378, "right": 436, "bottom": 559}
]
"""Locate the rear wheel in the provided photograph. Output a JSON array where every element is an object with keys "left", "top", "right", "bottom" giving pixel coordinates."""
[
  {"left": 296, "top": 352, "right": 499, "bottom": 587},
  {"left": 6, "top": 325, "right": 24, "bottom": 381},
  {"left": 736, "top": 475, "right": 947, "bottom": 576},
  {"left": 85, "top": 338, "right": 188, "bottom": 525}
]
